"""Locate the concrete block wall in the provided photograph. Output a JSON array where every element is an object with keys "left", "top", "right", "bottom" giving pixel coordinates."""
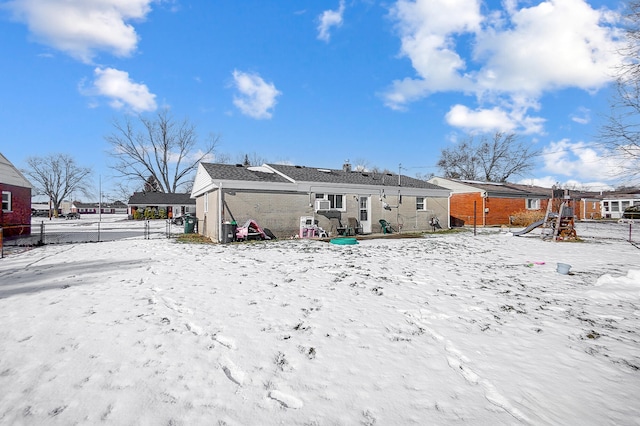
[
  {"left": 222, "top": 191, "right": 311, "bottom": 238},
  {"left": 197, "top": 189, "right": 451, "bottom": 241},
  {"left": 373, "top": 195, "right": 449, "bottom": 232}
]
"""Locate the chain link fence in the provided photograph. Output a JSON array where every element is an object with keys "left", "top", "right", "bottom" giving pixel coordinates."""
[
  {"left": 575, "top": 220, "right": 639, "bottom": 246},
  {"left": 1, "top": 218, "right": 190, "bottom": 258}
]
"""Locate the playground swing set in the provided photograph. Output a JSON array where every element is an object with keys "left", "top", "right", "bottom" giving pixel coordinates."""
[{"left": 514, "top": 188, "right": 578, "bottom": 241}]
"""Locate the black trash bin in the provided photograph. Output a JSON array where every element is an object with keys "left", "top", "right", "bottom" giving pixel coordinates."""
[
  {"left": 221, "top": 222, "right": 236, "bottom": 243},
  {"left": 184, "top": 215, "right": 197, "bottom": 234}
]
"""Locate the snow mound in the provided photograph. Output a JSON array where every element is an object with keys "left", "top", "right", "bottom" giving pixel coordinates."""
[{"left": 587, "top": 270, "right": 640, "bottom": 301}]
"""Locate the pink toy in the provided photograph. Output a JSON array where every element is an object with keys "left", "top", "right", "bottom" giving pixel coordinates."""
[{"left": 235, "top": 219, "right": 271, "bottom": 241}]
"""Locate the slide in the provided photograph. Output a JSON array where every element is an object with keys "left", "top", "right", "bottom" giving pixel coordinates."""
[{"left": 512, "top": 220, "right": 545, "bottom": 236}]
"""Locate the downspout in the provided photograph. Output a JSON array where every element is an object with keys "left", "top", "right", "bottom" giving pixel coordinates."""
[
  {"left": 482, "top": 191, "right": 487, "bottom": 227},
  {"left": 447, "top": 192, "right": 452, "bottom": 229},
  {"left": 218, "top": 182, "right": 223, "bottom": 243}
]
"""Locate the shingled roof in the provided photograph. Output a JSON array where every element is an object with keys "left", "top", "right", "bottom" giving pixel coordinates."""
[
  {"left": 128, "top": 192, "right": 195, "bottom": 205},
  {"left": 266, "top": 164, "right": 442, "bottom": 189},
  {"left": 457, "top": 180, "right": 551, "bottom": 197},
  {"left": 200, "top": 163, "right": 292, "bottom": 183}
]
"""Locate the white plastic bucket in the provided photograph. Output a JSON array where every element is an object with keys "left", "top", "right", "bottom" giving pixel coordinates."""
[{"left": 557, "top": 263, "right": 571, "bottom": 275}]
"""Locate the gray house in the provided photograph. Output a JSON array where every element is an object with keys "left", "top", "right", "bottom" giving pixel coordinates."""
[{"left": 191, "top": 162, "right": 451, "bottom": 242}]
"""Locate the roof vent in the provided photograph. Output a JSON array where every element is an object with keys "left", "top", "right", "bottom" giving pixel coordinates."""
[{"left": 235, "top": 163, "right": 244, "bottom": 167}]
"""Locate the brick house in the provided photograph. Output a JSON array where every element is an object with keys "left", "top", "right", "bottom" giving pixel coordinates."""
[
  {"left": 191, "top": 162, "right": 451, "bottom": 242},
  {"left": 0, "top": 152, "right": 32, "bottom": 237},
  {"left": 577, "top": 194, "right": 603, "bottom": 220},
  {"left": 428, "top": 178, "right": 605, "bottom": 226},
  {"left": 427, "top": 178, "right": 552, "bottom": 227}
]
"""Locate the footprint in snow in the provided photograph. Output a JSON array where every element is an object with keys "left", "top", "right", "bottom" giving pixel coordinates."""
[
  {"left": 162, "top": 297, "right": 193, "bottom": 314},
  {"left": 185, "top": 322, "right": 203, "bottom": 335},
  {"left": 212, "top": 334, "right": 236, "bottom": 349},
  {"left": 268, "top": 390, "right": 303, "bottom": 409},
  {"left": 220, "top": 357, "right": 245, "bottom": 386}
]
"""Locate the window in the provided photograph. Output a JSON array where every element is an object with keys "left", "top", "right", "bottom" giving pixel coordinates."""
[
  {"left": 526, "top": 198, "right": 540, "bottom": 210},
  {"left": 611, "top": 201, "right": 619, "bottom": 212},
  {"left": 2, "top": 191, "right": 11, "bottom": 211},
  {"left": 315, "top": 193, "right": 344, "bottom": 210},
  {"left": 603, "top": 201, "right": 609, "bottom": 212},
  {"left": 416, "top": 197, "right": 425, "bottom": 210}
]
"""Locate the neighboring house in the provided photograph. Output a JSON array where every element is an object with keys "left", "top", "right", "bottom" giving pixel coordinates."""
[
  {"left": 576, "top": 194, "right": 602, "bottom": 220},
  {"left": 428, "top": 177, "right": 605, "bottom": 226},
  {"left": 71, "top": 201, "right": 127, "bottom": 216},
  {"left": 599, "top": 188, "right": 640, "bottom": 219},
  {"left": 71, "top": 200, "right": 129, "bottom": 215},
  {"left": 72, "top": 202, "right": 98, "bottom": 215},
  {"left": 191, "top": 162, "right": 451, "bottom": 242},
  {"left": 0, "top": 152, "right": 32, "bottom": 237},
  {"left": 127, "top": 192, "right": 196, "bottom": 218},
  {"left": 428, "top": 178, "right": 553, "bottom": 227},
  {"left": 108, "top": 201, "right": 128, "bottom": 214}
]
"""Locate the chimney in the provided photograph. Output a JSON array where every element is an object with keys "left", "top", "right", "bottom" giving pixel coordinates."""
[{"left": 343, "top": 160, "right": 351, "bottom": 173}]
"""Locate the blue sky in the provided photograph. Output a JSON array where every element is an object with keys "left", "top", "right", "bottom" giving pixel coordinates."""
[{"left": 0, "top": 0, "right": 632, "bottom": 199}]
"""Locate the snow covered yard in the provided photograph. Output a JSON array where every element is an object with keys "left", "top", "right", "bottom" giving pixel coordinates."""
[{"left": 0, "top": 226, "right": 639, "bottom": 425}]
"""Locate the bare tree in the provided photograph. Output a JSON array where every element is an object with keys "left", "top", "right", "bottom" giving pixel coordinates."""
[
  {"left": 599, "top": 1, "right": 640, "bottom": 181},
  {"left": 237, "top": 152, "right": 268, "bottom": 166},
  {"left": 23, "top": 154, "right": 92, "bottom": 216},
  {"left": 437, "top": 139, "right": 479, "bottom": 180},
  {"left": 437, "top": 132, "right": 538, "bottom": 182},
  {"left": 108, "top": 181, "right": 138, "bottom": 204},
  {"left": 105, "top": 109, "right": 220, "bottom": 193}
]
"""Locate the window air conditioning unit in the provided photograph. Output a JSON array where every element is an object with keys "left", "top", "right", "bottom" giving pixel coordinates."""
[{"left": 315, "top": 200, "right": 331, "bottom": 211}]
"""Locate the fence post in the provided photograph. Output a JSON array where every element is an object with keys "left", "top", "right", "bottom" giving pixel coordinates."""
[
  {"left": 1, "top": 227, "right": 3, "bottom": 259},
  {"left": 39, "top": 221, "right": 44, "bottom": 246},
  {"left": 630, "top": 222, "right": 633, "bottom": 243},
  {"left": 473, "top": 201, "right": 477, "bottom": 236}
]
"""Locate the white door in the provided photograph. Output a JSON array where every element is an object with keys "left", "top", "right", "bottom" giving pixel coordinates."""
[{"left": 359, "top": 196, "right": 371, "bottom": 233}]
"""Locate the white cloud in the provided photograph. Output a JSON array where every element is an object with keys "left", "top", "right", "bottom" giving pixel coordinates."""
[
  {"left": 517, "top": 176, "right": 614, "bottom": 191},
  {"left": 87, "top": 67, "right": 157, "bottom": 112},
  {"left": 385, "top": 0, "right": 481, "bottom": 100},
  {"left": 4, "top": 0, "right": 153, "bottom": 63},
  {"left": 445, "top": 105, "right": 515, "bottom": 133},
  {"left": 541, "top": 139, "right": 623, "bottom": 182},
  {"left": 445, "top": 104, "right": 546, "bottom": 134},
  {"left": 317, "top": 1, "right": 346, "bottom": 42},
  {"left": 231, "top": 70, "right": 281, "bottom": 120},
  {"left": 570, "top": 107, "right": 591, "bottom": 125},
  {"left": 385, "top": 0, "right": 624, "bottom": 134}
]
